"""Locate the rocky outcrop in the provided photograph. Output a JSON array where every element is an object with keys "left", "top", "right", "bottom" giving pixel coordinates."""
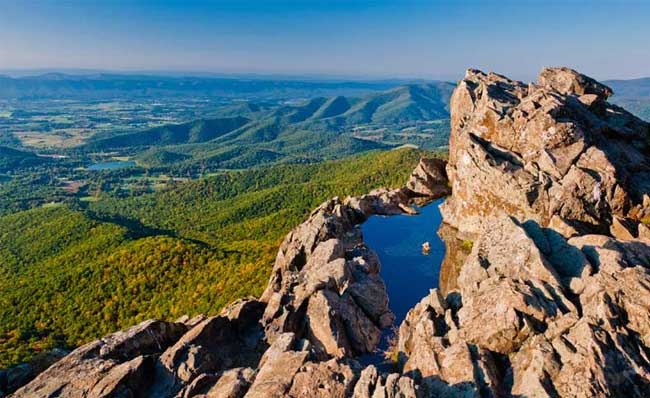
[
  {"left": 0, "top": 349, "right": 67, "bottom": 397},
  {"left": 149, "top": 299, "right": 266, "bottom": 397},
  {"left": 10, "top": 320, "right": 187, "bottom": 398},
  {"left": 392, "top": 68, "right": 650, "bottom": 398},
  {"left": 259, "top": 195, "right": 398, "bottom": 358},
  {"left": 351, "top": 366, "right": 420, "bottom": 398},
  {"left": 442, "top": 67, "right": 650, "bottom": 238},
  {"left": 406, "top": 157, "right": 451, "bottom": 198},
  {"left": 10, "top": 169, "right": 448, "bottom": 398},
  {"left": 397, "top": 213, "right": 650, "bottom": 397}
]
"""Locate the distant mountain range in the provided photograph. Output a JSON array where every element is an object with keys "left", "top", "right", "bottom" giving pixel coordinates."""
[
  {"left": 605, "top": 78, "right": 650, "bottom": 121},
  {"left": 605, "top": 77, "right": 650, "bottom": 97},
  {"left": 3, "top": 73, "right": 646, "bottom": 173},
  {"left": 1, "top": 72, "right": 647, "bottom": 99},
  {"left": 83, "top": 82, "right": 454, "bottom": 169},
  {"left": 2, "top": 72, "right": 647, "bottom": 119},
  {"left": 0, "top": 73, "right": 421, "bottom": 100}
]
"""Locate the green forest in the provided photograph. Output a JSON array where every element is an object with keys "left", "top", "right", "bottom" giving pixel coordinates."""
[{"left": 0, "top": 148, "right": 422, "bottom": 367}]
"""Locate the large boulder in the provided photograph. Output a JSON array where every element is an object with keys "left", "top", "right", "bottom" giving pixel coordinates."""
[
  {"left": 10, "top": 320, "right": 186, "bottom": 398},
  {"left": 176, "top": 367, "right": 255, "bottom": 398},
  {"left": 149, "top": 300, "right": 266, "bottom": 397},
  {"left": 288, "top": 359, "right": 359, "bottom": 398},
  {"left": 245, "top": 350, "right": 309, "bottom": 398},
  {"left": 406, "top": 157, "right": 451, "bottom": 198}
]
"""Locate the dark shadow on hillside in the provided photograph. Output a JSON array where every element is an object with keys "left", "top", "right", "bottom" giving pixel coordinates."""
[{"left": 84, "top": 210, "right": 210, "bottom": 247}]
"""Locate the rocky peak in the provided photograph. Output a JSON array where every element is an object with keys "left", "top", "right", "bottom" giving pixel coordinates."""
[
  {"left": 401, "top": 68, "right": 650, "bottom": 397},
  {"left": 443, "top": 67, "right": 650, "bottom": 238}
]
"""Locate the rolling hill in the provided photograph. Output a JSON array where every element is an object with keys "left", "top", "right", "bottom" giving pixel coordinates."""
[
  {"left": 86, "top": 116, "right": 250, "bottom": 150},
  {"left": 337, "top": 83, "right": 453, "bottom": 124},
  {"left": 266, "top": 82, "right": 454, "bottom": 125},
  {"left": 82, "top": 83, "right": 454, "bottom": 170},
  {"left": 0, "top": 146, "right": 45, "bottom": 171}
]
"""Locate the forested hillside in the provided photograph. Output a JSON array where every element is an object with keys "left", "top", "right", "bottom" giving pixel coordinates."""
[
  {"left": 85, "top": 116, "right": 250, "bottom": 150},
  {"left": 0, "top": 148, "right": 422, "bottom": 367},
  {"left": 0, "top": 146, "right": 45, "bottom": 171}
]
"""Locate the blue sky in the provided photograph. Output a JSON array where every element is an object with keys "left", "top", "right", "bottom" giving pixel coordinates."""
[{"left": 0, "top": 0, "right": 648, "bottom": 80}]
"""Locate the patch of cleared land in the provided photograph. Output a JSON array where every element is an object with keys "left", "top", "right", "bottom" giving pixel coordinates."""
[{"left": 15, "top": 128, "right": 92, "bottom": 148}]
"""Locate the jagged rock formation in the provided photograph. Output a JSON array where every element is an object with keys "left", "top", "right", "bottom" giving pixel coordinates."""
[
  {"left": 406, "top": 158, "right": 450, "bottom": 199},
  {"left": 8, "top": 68, "right": 650, "bottom": 398},
  {"left": 442, "top": 67, "right": 650, "bottom": 238},
  {"left": 396, "top": 68, "right": 650, "bottom": 397},
  {"left": 398, "top": 213, "right": 650, "bottom": 397}
]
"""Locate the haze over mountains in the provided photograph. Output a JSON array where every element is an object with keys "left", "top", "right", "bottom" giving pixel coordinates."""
[
  {"left": 1, "top": 72, "right": 649, "bottom": 175},
  {"left": 1, "top": 72, "right": 647, "bottom": 104},
  {"left": 0, "top": 73, "right": 410, "bottom": 100},
  {"left": 607, "top": 78, "right": 650, "bottom": 120}
]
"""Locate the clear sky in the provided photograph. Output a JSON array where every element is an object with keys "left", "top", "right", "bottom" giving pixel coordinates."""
[{"left": 1, "top": 0, "right": 648, "bottom": 81}]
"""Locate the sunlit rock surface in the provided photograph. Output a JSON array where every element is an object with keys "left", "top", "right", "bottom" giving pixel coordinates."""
[{"left": 442, "top": 67, "right": 650, "bottom": 238}]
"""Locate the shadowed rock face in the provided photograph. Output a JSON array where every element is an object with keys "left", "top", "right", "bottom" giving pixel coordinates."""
[
  {"left": 442, "top": 67, "right": 650, "bottom": 238},
  {"left": 0, "top": 349, "right": 67, "bottom": 396},
  {"left": 8, "top": 68, "right": 650, "bottom": 398}
]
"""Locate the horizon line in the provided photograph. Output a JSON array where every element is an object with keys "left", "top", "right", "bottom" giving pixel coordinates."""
[
  {"left": 0, "top": 66, "right": 463, "bottom": 83},
  {"left": 1, "top": 67, "right": 648, "bottom": 84}
]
